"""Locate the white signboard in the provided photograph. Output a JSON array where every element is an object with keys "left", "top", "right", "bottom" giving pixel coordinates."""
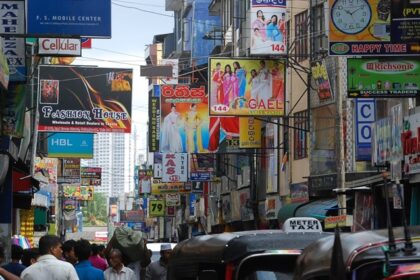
[
  {"left": 161, "top": 59, "right": 178, "bottom": 85},
  {"left": 0, "top": 1, "right": 25, "bottom": 35},
  {"left": 282, "top": 217, "right": 323, "bottom": 233},
  {"left": 165, "top": 193, "right": 180, "bottom": 206},
  {"left": 162, "top": 153, "right": 188, "bottom": 183},
  {"left": 38, "top": 38, "right": 82, "bottom": 56}
]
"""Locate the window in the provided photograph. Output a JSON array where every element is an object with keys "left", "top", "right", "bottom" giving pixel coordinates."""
[
  {"left": 311, "top": 4, "right": 327, "bottom": 56},
  {"left": 294, "top": 110, "right": 308, "bottom": 159},
  {"left": 294, "top": 10, "right": 308, "bottom": 61}
]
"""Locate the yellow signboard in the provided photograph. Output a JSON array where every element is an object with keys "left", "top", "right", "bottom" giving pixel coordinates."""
[
  {"left": 239, "top": 117, "right": 262, "bottom": 148},
  {"left": 149, "top": 200, "right": 165, "bottom": 217},
  {"left": 151, "top": 179, "right": 191, "bottom": 195}
]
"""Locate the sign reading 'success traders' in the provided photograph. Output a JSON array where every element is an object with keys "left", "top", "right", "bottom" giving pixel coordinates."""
[{"left": 37, "top": 66, "right": 132, "bottom": 133}]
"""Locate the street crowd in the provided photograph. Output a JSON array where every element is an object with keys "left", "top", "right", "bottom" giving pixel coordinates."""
[{"left": 0, "top": 235, "right": 173, "bottom": 280}]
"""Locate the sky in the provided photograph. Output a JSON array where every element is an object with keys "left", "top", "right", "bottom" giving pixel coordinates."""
[{"left": 75, "top": 0, "right": 173, "bottom": 158}]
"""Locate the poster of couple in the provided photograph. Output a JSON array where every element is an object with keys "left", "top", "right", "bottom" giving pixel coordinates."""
[
  {"left": 250, "top": 0, "right": 288, "bottom": 55},
  {"left": 209, "top": 58, "right": 285, "bottom": 117},
  {"left": 160, "top": 84, "right": 210, "bottom": 153}
]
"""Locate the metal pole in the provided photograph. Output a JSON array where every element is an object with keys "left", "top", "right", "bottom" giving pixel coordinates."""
[{"left": 337, "top": 60, "right": 346, "bottom": 216}]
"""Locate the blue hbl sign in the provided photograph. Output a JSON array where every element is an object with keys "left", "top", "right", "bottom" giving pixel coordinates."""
[{"left": 48, "top": 133, "right": 94, "bottom": 158}]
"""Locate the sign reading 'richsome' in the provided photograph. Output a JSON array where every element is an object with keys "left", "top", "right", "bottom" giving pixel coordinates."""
[{"left": 37, "top": 66, "right": 132, "bottom": 133}]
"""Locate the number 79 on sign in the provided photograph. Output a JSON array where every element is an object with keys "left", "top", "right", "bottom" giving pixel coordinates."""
[{"left": 149, "top": 200, "right": 165, "bottom": 217}]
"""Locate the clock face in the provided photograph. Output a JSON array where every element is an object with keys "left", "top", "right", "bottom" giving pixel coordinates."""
[{"left": 331, "top": 0, "right": 372, "bottom": 34}]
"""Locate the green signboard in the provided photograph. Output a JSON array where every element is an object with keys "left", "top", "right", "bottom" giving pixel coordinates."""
[{"left": 348, "top": 58, "right": 420, "bottom": 98}]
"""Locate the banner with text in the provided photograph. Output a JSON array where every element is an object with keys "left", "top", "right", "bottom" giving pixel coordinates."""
[
  {"left": 162, "top": 153, "right": 188, "bottom": 183},
  {"left": 37, "top": 66, "right": 132, "bottom": 133},
  {"left": 239, "top": 117, "right": 262, "bottom": 148},
  {"left": 311, "top": 60, "right": 333, "bottom": 101},
  {"left": 47, "top": 133, "right": 93, "bottom": 158},
  {"left": 209, "top": 58, "right": 285, "bottom": 116},
  {"left": 63, "top": 184, "right": 93, "bottom": 201},
  {"left": 80, "top": 167, "right": 101, "bottom": 186}
]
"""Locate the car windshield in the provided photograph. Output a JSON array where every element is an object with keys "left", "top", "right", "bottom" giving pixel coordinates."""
[{"left": 237, "top": 254, "right": 299, "bottom": 280}]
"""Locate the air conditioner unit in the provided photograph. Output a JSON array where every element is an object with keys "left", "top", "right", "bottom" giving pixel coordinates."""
[{"left": 241, "top": 166, "right": 250, "bottom": 187}]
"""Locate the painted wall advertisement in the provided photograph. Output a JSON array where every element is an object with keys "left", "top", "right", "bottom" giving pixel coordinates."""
[
  {"left": 329, "top": 0, "right": 420, "bottom": 55},
  {"left": 37, "top": 66, "right": 132, "bottom": 133},
  {"left": 355, "top": 99, "right": 375, "bottom": 161},
  {"left": 239, "top": 117, "right": 262, "bottom": 148},
  {"left": 402, "top": 112, "right": 420, "bottom": 174},
  {"left": 160, "top": 84, "right": 209, "bottom": 153},
  {"left": 311, "top": 60, "right": 333, "bottom": 101},
  {"left": 0, "top": 1, "right": 26, "bottom": 82},
  {"left": 209, "top": 58, "right": 285, "bottom": 117},
  {"left": 250, "top": 0, "right": 287, "bottom": 55},
  {"left": 348, "top": 58, "right": 420, "bottom": 98},
  {"left": 47, "top": 133, "right": 94, "bottom": 158},
  {"left": 162, "top": 153, "right": 188, "bottom": 183},
  {"left": 26, "top": 0, "right": 111, "bottom": 37}
]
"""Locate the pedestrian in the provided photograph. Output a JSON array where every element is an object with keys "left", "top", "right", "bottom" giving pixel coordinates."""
[
  {"left": 63, "top": 239, "right": 78, "bottom": 265},
  {"left": 140, "top": 249, "right": 152, "bottom": 280},
  {"left": 145, "top": 244, "right": 172, "bottom": 280},
  {"left": 21, "top": 248, "right": 39, "bottom": 267},
  {"left": 2, "top": 244, "right": 26, "bottom": 276},
  {"left": 104, "top": 249, "right": 135, "bottom": 280},
  {"left": 89, "top": 244, "right": 107, "bottom": 271},
  {"left": 74, "top": 239, "right": 104, "bottom": 280},
  {"left": 0, "top": 247, "right": 21, "bottom": 280},
  {"left": 20, "top": 235, "right": 79, "bottom": 280}
]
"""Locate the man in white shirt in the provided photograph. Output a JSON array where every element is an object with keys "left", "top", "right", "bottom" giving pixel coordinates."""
[
  {"left": 21, "top": 235, "right": 79, "bottom": 280},
  {"left": 104, "top": 249, "right": 135, "bottom": 280}
]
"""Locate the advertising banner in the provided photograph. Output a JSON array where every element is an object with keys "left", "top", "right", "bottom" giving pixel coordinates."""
[
  {"left": 0, "top": 2, "right": 26, "bottom": 81},
  {"left": 33, "top": 157, "right": 58, "bottom": 184},
  {"left": 151, "top": 179, "right": 191, "bottom": 195},
  {"left": 390, "top": 104, "right": 403, "bottom": 180},
  {"left": 153, "top": 153, "right": 162, "bottom": 178},
  {"left": 27, "top": 0, "right": 111, "bottom": 37},
  {"left": 250, "top": 0, "right": 287, "bottom": 55},
  {"left": 324, "top": 215, "right": 353, "bottom": 229},
  {"left": 355, "top": 99, "right": 375, "bottom": 161},
  {"left": 161, "top": 59, "right": 179, "bottom": 85},
  {"left": 239, "top": 117, "right": 262, "bottom": 148},
  {"left": 372, "top": 117, "right": 391, "bottom": 165},
  {"left": 58, "top": 158, "right": 81, "bottom": 184},
  {"left": 239, "top": 188, "right": 254, "bottom": 221},
  {"left": 37, "top": 66, "right": 132, "bottom": 133},
  {"left": 208, "top": 117, "right": 245, "bottom": 153},
  {"left": 311, "top": 60, "right": 333, "bottom": 101},
  {"left": 402, "top": 112, "right": 420, "bottom": 174},
  {"left": 329, "top": 0, "right": 420, "bottom": 55},
  {"left": 1, "top": 84, "right": 25, "bottom": 137},
  {"left": 119, "top": 210, "right": 144, "bottom": 222},
  {"left": 63, "top": 184, "right": 93, "bottom": 201},
  {"left": 209, "top": 58, "right": 285, "bottom": 116},
  {"left": 165, "top": 193, "right": 180, "bottom": 206},
  {"left": 352, "top": 192, "right": 373, "bottom": 231},
  {"left": 47, "top": 133, "right": 94, "bottom": 158},
  {"left": 148, "top": 95, "right": 160, "bottom": 152},
  {"left": 138, "top": 169, "right": 152, "bottom": 194},
  {"left": 290, "top": 183, "right": 309, "bottom": 203},
  {"left": 80, "top": 167, "right": 101, "bottom": 186},
  {"left": 149, "top": 200, "right": 165, "bottom": 217},
  {"left": 189, "top": 154, "right": 214, "bottom": 181},
  {"left": 391, "top": 0, "right": 420, "bottom": 43},
  {"left": 266, "top": 195, "right": 281, "bottom": 219},
  {"left": 38, "top": 38, "right": 82, "bottom": 56},
  {"left": 347, "top": 58, "right": 420, "bottom": 98},
  {"left": 162, "top": 153, "right": 188, "bottom": 183},
  {"left": 160, "top": 84, "right": 209, "bottom": 153}
]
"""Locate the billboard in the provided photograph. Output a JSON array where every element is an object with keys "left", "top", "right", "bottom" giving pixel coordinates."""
[
  {"left": 58, "top": 158, "right": 81, "bottom": 184},
  {"left": 162, "top": 153, "right": 188, "bottom": 183},
  {"left": 37, "top": 66, "right": 132, "bottom": 133},
  {"left": 47, "top": 133, "right": 93, "bottom": 158},
  {"left": 239, "top": 117, "right": 262, "bottom": 148},
  {"left": 80, "top": 167, "right": 101, "bottom": 186},
  {"left": 63, "top": 184, "right": 93, "bottom": 201},
  {"left": 209, "top": 58, "right": 285, "bottom": 116},
  {"left": 347, "top": 58, "right": 420, "bottom": 98},
  {"left": 148, "top": 87, "right": 160, "bottom": 152},
  {"left": 329, "top": 0, "right": 420, "bottom": 55},
  {"left": 250, "top": 0, "right": 287, "bottom": 55},
  {"left": 160, "top": 84, "right": 209, "bottom": 153},
  {"left": 311, "top": 60, "right": 333, "bottom": 101},
  {"left": 27, "top": 0, "right": 111, "bottom": 37}
]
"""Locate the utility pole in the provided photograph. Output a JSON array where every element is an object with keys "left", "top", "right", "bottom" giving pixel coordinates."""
[{"left": 337, "top": 59, "right": 346, "bottom": 216}]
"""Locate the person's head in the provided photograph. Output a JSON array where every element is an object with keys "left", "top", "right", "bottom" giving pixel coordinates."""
[
  {"left": 21, "top": 248, "right": 40, "bottom": 267},
  {"left": 254, "top": 28, "right": 260, "bottom": 35},
  {"left": 170, "top": 103, "right": 176, "bottom": 112},
  {"left": 251, "top": 69, "right": 257, "bottom": 77},
  {"left": 216, "top": 62, "right": 221, "bottom": 70},
  {"left": 62, "top": 239, "right": 77, "bottom": 264},
  {"left": 190, "top": 103, "right": 196, "bottom": 111},
  {"left": 224, "top": 64, "right": 232, "bottom": 75},
  {"left": 74, "top": 239, "right": 91, "bottom": 262},
  {"left": 257, "top": 10, "right": 263, "bottom": 18},
  {"left": 109, "top": 249, "right": 124, "bottom": 270},
  {"left": 160, "top": 244, "right": 173, "bottom": 263},
  {"left": 39, "top": 235, "right": 63, "bottom": 260},
  {"left": 11, "top": 244, "right": 23, "bottom": 262},
  {"left": 91, "top": 243, "right": 100, "bottom": 256},
  {"left": 233, "top": 61, "right": 241, "bottom": 70},
  {"left": 281, "top": 12, "right": 286, "bottom": 20},
  {"left": 260, "top": 60, "right": 266, "bottom": 68},
  {"left": 271, "top": 15, "right": 278, "bottom": 24},
  {"left": 97, "top": 245, "right": 106, "bottom": 258}
]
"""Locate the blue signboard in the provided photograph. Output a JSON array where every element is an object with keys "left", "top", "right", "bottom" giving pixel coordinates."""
[
  {"left": 47, "top": 133, "right": 94, "bottom": 158},
  {"left": 355, "top": 99, "right": 375, "bottom": 161},
  {"left": 190, "top": 172, "right": 211, "bottom": 182},
  {"left": 27, "top": 0, "right": 111, "bottom": 37}
]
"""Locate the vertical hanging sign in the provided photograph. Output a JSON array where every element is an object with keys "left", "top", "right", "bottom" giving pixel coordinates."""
[{"left": 162, "top": 153, "right": 188, "bottom": 183}]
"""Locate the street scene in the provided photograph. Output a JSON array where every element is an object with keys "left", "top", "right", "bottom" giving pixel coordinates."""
[{"left": 1, "top": 0, "right": 420, "bottom": 279}]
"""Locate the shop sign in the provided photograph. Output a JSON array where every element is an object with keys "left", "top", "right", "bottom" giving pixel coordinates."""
[
  {"left": 120, "top": 210, "right": 144, "bottom": 222},
  {"left": 48, "top": 133, "right": 94, "bottom": 158},
  {"left": 239, "top": 117, "right": 262, "bottom": 148},
  {"left": 162, "top": 153, "right": 188, "bottom": 183},
  {"left": 80, "top": 167, "right": 101, "bottom": 186},
  {"left": 151, "top": 179, "right": 191, "bottom": 195},
  {"left": 149, "top": 200, "right": 165, "bottom": 217},
  {"left": 348, "top": 58, "right": 420, "bottom": 98},
  {"left": 165, "top": 193, "right": 180, "bottom": 206},
  {"left": 309, "top": 174, "right": 337, "bottom": 192},
  {"left": 324, "top": 215, "right": 353, "bottom": 229},
  {"left": 329, "top": 0, "right": 420, "bottom": 55},
  {"left": 402, "top": 113, "right": 420, "bottom": 174},
  {"left": 372, "top": 117, "right": 391, "bottom": 165},
  {"left": 38, "top": 38, "right": 82, "bottom": 56},
  {"left": 290, "top": 183, "right": 309, "bottom": 203},
  {"left": 153, "top": 153, "right": 162, "bottom": 178},
  {"left": 355, "top": 99, "right": 375, "bottom": 161},
  {"left": 282, "top": 217, "right": 323, "bottom": 233},
  {"left": 311, "top": 60, "right": 333, "bottom": 101}
]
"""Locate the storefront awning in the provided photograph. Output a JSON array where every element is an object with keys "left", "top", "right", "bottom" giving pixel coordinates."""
[
  {"left": 294, "top": 199, "right": 338, "bottom": 220},
  {"left": 278, "top": 202, "right": 307, "bottom": 224}
]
